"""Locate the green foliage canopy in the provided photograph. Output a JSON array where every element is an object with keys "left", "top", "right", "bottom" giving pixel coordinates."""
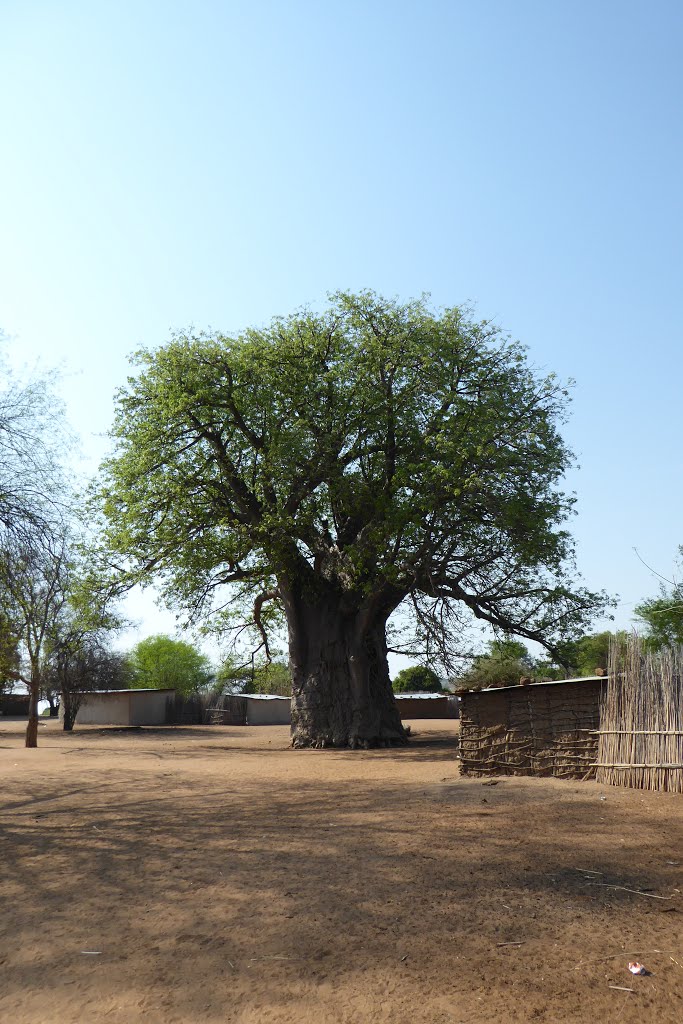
[
  {"left": 557, "top": 630, "right": 627, "bottom": 675},
  {"left": 392, "top": 664, "right": 442, "bottom": 693},
  {"left": 128, "top": 634, "right": 212, "bottom": 695},
  {"left": 635, "top": 597, "right": 683, "bottom": 649},
  {"left": 0, "top": 609, "right": 20, "bottom": 692},
  {"left": 634, "top": 552, "right": 683, "bottom": 650},
  {"left": 98, "top": 291, "right": 608, "bottom": 674},
  {"left": 457, "top": 638, "right": 534, "bottom": 689},
  {"left": 242, "top": 660, "right": 291, "bottom": 696}
]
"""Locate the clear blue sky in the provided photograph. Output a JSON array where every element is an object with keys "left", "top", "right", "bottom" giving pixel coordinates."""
[{"left": 1, "top": 1, "right": 681, "bottom": 658}]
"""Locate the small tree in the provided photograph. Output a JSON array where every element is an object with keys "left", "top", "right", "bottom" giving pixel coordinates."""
[
  {"left": 457, "top": 638, "right": 533, "bottom": 690},
  {"left": 0, "top": 531, "right": 70, "bottom": 746},
  {"left": 0, "top": 530, "right": 126, "bottom": 741},
  {"left": 48, "top": 635, "right": 131, "bottom": 731},
  {"left": 0, "top": 340, "right": 73, "bottom": 743},
  {"left": 46, "top": 553, "right": 129, "bottom": 727},
  {"left": 128, "top": 634, "right": 212, "bottom": 695},
  {"left": 553, "top": 630, "right": 628, "bottom": 675},
  {"left": 392, "top": 665, "right": 442, "bottom": 693},
  {"left": 243, "top": 660, "right": 291, "bottom": 696}
]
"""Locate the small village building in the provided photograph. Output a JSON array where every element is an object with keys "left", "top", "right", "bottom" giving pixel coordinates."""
[
  {"left": 64, "top": 688, "right": 176, "bottom": 727},
  {"left": 243, "top": 694, "right": 292, "bottom": 725},
  {"left": 209, "top": 694, "right": 292, "bottom": 725},
  {"left": 458, "top": 676, "right": 606, "bottom": 780},
  {"left": 394, "top": 693, "right": 459, "bottom": 719},
  {"left": 212, "top": 693, "right": 457, "bottom": 726},
  {"left": 0, "top": 693, "right": 31, "bottom": 716}
]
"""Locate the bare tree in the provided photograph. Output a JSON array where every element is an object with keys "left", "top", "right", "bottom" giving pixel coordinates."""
[
  {"left": 0, "top": 342, "right": 77, "bottom": 742},
  {"left": 0, "top": 349, "right": 70, "bottom": 548},
  {"left": 0, "top": 526, "right": 127, "bottom": 742},
  {"left": 46, "top": 623, "right": 130, "bottom": 731},
  {"left": 0, "top": 531, "right": 70, "bottom": 746}
]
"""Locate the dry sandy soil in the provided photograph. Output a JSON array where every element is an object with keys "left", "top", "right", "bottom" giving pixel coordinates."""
[{"left": 2, "top": 718, "right": 683, "bottom": 1024}]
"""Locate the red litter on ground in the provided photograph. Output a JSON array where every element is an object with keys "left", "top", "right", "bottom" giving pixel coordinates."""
[{"left": 628, "top": 962, "right": 646, "bottom": 975}]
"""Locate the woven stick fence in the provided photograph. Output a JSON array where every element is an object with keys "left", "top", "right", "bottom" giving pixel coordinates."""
[
  {"left": 459, "top": 679, "right": 604, "bottom": 779},
  {"left": 597, "top": 637, "right": 683, "bottom": 792}
]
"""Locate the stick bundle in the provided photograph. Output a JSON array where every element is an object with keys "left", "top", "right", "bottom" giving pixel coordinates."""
[{"left": 597, "top": 637, "right": 683, "bottom": 793}]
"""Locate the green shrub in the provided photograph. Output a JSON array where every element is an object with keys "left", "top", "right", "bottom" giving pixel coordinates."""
[{"left": 392, "top": 665, "right": 442, "bottom": 693}]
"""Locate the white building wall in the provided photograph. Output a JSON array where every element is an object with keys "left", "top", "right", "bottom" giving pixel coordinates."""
[
  {"left": 129, "top": 689, "right": 175, "bottom": 725},
  {"left": 73, "top": 689, "right": 175, "bottom": 726},
  {"left": 244, "top": 696, "right": 291, "bottom": 725},
  {"left": 76, "top": 692, "right": 131, "bottom": 725}
]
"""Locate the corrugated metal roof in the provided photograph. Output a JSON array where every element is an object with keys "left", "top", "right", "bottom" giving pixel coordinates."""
[
  {"left": 242, "top": 694, "right": 290, "bottom": 701},
  {"left": 80, "top": 688, "right": 177, "bottom": 695},
  {"left": 464, "top": 675, "right": 607, "bottom": 695},
  {"left": 394, "top": 692, "right": 452, "bottom": 699}
]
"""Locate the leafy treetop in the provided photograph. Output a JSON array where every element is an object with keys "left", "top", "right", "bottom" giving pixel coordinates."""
[
  {"left": 634, "top": 551, "right": 683, "bottom": 650},
  {"left": 456, "top": 638, "right": 534, "bottom": 690},
  {"left": 128, "top": 634, "right": 212, "bottom": 696},
  {"left": 242, "top": 660, "right": 291, "bottom": 696},
  {"left": 392, "top": 664, "right": 442, "bottom": 693},
  {"left": 99, "top": 291, "right": 608, "bottom": 671}
]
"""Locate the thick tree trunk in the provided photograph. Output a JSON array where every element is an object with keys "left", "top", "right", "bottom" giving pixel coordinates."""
[
  {"left": 61, "top": 691, "right": 80, "bottom": 731},
  {"left": 25, "top": 684, "right": 39, "bottom": 748},
  {"left": 281, "top": 584, "right": 408, "bottom": 749}
]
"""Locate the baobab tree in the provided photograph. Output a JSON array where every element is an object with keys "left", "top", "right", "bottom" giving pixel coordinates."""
[{"left": 98, "top": 292, "right": 607, "bottom": 747}]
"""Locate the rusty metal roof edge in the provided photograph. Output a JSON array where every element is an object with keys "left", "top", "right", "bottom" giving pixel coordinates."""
[{"left": 461, "top": 675, "right": 608, "bottom": 696}]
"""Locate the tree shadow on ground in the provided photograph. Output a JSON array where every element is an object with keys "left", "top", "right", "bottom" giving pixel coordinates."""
[{"left": 2, "top": 731, "right": 683, "bottom": 1023}]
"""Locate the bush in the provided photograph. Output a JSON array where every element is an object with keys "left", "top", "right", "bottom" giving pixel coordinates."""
[
  {"left": 128, "top": 634, "right": 212, "bottom": 695},
  {"left": 392, "top": 665, "right": 442, "bottom": 693},
  {"left": 242, "top": 660, "right": 291, "bottom": 696},
  {"left": 456, "top": 639, "right": 533, "bottom": 690}
]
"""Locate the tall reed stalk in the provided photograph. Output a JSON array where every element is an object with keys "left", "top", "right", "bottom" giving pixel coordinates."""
[{"left": 597, "top": 635, "right": 683, "bottom": 792}]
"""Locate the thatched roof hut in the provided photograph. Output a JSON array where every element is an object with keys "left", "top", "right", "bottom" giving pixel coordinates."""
[{"left": 458, "top": 676, "right": 607, "bottom": 780}]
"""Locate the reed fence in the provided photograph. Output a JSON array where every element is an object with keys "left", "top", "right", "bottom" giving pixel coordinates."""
[{"left": 596, "top": 637, "right": 683, "bottom": 792}]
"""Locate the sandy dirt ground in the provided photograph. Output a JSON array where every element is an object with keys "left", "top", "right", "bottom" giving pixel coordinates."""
[{"left": 2, "top": 718, "right": 683, "bottom": 1024}]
